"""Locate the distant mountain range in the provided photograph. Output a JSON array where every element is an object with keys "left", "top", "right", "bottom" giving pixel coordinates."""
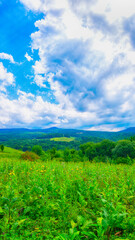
[
  {"left": 0, "top": 127, "right": 135, "bottom": 133},
  {"left": 0, "top": 126, "right": 135, "bottom": 133},
  {"left": 120, "top": 127, "right": 135, "bottom": 133},
  {"left": 0, "top": 127, "right": 135, "bottom": 151}
]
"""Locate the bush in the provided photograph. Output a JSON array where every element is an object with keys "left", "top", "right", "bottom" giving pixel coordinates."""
[
  {"left": 93, "top": 156, "right": 111, "bottom": 163},
  {"left": 32, "top": 145, "right": 43, "bottom": 156},
  {"left": 1, "top": 144, "right": 4, "bottom": 152},
  {"left": 21, "top": 151, "right": 40, "bottom": 161},
  {"left": 114, "top": 156, "right": 134, "bottom": 165}
]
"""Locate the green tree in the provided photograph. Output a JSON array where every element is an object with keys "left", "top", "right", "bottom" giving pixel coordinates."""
[
  {"left": 112, "top": 140, "right": 135, "bottom": 159},
  {"left": 49, "top": 147, "right": 57, "bottom": 160},
  {"left": 1, "top": 144, "right": 4, "bottom": 152},
  {"left": 63, "top": 148, "right": 71, "bottom": 162},
  {"left": 32, "top": 145, "right": 43, "bottom": 156},
  {"left": 85, "top": 143, "right": 97, "bottom": 161},
  {"left": 96, "top": 139, "right": 116, "bottom": 157}
]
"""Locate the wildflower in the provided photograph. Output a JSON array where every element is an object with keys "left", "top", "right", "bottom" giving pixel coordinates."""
[
  {"left": 97, "top": 217, "right": 103, "bottom": 225},
  {"left": 9, "top": 171, "right": 15, "bottom": 176}
]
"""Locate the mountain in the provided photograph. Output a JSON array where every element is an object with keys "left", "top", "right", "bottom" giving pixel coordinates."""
[
  {"left": 120, "top": 127, "right": 135, "bottom": 133},
  {"left": 0, "top": 127, "right": 135, "bottom": 152}
]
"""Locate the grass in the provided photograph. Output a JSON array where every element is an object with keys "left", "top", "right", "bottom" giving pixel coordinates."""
[
  {"left": 0, "top": 146, "right": 23, "bottom": 159},
  {"left": 50, "top": 137, "right": 75, "bottom": 142},
  {"left": 0, "top": 148, "right": 135, "bottom": 239}
]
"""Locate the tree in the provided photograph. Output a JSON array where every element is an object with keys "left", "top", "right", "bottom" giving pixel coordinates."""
[
  {"left": 63, "top": 148, "right": 71, "bottom": 162},
  {"left": 96, "top": 139, "right": 116, "bottom": 157},
  {"left": 85, "top": 143, "right": 97, "bottom": 161},
  {"left": 32, "top": 145, "right": 43, "bottom": 156},
  {"left": 112, "top": 140, "right": 135, "bottom": 159},
  {"left": 1, "top": 144, "right": 4, "bottom": 152},
  {"left": 49, "top": 147, "right": 57, "bottom": 160}
]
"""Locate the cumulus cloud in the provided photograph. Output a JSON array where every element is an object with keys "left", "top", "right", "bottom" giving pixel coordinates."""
[
  {"left": 0, "top": 91, "right": 101, "bottom": 128},
  {"left": 0, "top": 53, "right": 15, "bottom": 63},
  {"left": 87, "top": 125, "right": 125, "bottom": 132},
  {"left": 25, "top": 52, "right": 33, "bottom": 61},
  {"left": 5, "top": 0, "right": 135, "bottom": 130},
  {"left": 0, "top": 62, "right": 15, "bottom": 92}
]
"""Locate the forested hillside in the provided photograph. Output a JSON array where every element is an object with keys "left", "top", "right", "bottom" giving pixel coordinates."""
[{"left": 0, "top": 127, "right": 135, "bottom": 152}]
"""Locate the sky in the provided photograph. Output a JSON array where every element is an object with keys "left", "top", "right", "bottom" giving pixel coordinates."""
[{"left": 0, "top": 0, "right": 135, "bottom": 131}]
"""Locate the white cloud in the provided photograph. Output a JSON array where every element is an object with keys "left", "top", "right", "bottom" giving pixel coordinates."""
[
  {"left": 87, "top": 125, "right": 125, "bottom": 132},
  {"left": 0, "top": 62, "right": 15, "bottom": 92},
  {"left": 20, "top": 0, "right": 43, "bottom": 12},
  {"left": 0, "top": 91, "right": 101, "bottom": 128},
  {"left": 34, "top": 74, "right": 47, "bottom": 88},
  {"left": 13, "top": 0, "right": 135, "bottom": 129},
  {"left": 25, "top": 52, "right": 33, "bottom": 61},
  {"left": 91, "top": 0, "right": 135, "bottom": 24},
  {"left": 0, "top": 53, "right": 15, "bottom": 63}
]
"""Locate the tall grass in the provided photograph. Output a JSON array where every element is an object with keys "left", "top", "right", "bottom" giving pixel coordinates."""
[{"left": 0, "top": 150, "right": 134, "bottom": 239}]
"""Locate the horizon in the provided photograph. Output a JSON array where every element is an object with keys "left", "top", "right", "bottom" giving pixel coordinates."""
[
  {"left": 0, "top": 126, "right": 134, "bottom": 133},
  {"left": 0, "top": 0, "right": 135, "bottom": 131}
]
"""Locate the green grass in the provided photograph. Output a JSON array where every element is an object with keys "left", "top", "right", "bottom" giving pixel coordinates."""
[
  {"left": 0, "top": 146, "right": 23, "bottom": 159},
  {"left": 0, "top": 149, "right": 135, "bottom": 239},
  {"left": 50, "top": 137, "right": 75, "bottom": 142}
]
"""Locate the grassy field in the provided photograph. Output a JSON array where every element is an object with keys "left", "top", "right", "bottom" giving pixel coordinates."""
[
  {"left": 0, "top": 148, "right": 135, "bottom": 239},
  {"left": 50, "top": 137, "right": 75, "bottom": 142}
]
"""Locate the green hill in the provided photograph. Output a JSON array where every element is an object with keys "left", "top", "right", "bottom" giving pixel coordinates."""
[{"left": 0, "top": 146, "right": 23, "bottom": 160}]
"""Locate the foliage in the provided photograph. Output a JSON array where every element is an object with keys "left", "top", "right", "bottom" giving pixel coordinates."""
[
  {"left": 32, "top": 145, "right": 43, "bottom": 156},
  {"left": 0, "top": 144, "right": 4, "bottom": 152},
  {"left": 112, "top": 140, "right": 135, "bottom": 159},
  {"left": 0, "top": 152, "right": 134, "bottom": 239},
  {"left": 21, "top": 151, "right": 39, "bottom": 161},
  {"left": 63, "top": 148, "right": 71, "bottom": 162},
  {"left": 114, "top": 156, "right": 134, "bottom": 165},
  {"left": 96, "top": 139, "right": 116, "bottom": 157},
  {"left": 2, "top": 128, "right": 135, "bottom": 152},
  {"left": 85, "top": 143, "right": 97, "bottom": 161},
  {"left": 49, "top": 147, "right": 57, "bottom": 160}
]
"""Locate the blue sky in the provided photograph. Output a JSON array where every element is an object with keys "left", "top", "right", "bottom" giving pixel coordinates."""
[{"left": 0, "top": 0, "right": 135, "bottom": 131}]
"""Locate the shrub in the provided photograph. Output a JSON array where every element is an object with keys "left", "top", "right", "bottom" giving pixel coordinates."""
[
  {"left": 21, "top": 151, "right": 39, "bottom": 161},
  {"left": 114, "top": 156, "right": 134, "bottom": 165},
  {"left": 93, "top": 156, "right": 109, "bottom": 163},
  {"left": 32, "top": 145, "right": 43, "bottom": 156},
  {"left": 1, "top": 144, "right": 4, "bottom": 152}
]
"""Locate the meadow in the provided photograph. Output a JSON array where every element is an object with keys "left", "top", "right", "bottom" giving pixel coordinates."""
[
  {"left": 50, "top": 137, "right": 75, "bottom": 142},
  {"left": 0, "top": 148, "right": 135, "bottom": 239}
]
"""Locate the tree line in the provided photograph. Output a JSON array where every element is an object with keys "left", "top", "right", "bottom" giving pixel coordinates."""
[{"left": 20, "top": 139, "right": 135, "bottom": 165}]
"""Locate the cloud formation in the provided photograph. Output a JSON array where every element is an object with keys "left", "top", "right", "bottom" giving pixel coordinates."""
[
  {"left": 0, "top": 53, "right": 15, "bottom": 63},
  {"left": 25, "top": 52, "right": 33, "bottom": 61},
  {"left": 1, "top": 0, "right": 135, "bottom": 130},
  {"left": 0, "top": 62, "right": 15, "bottom": 92}
]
